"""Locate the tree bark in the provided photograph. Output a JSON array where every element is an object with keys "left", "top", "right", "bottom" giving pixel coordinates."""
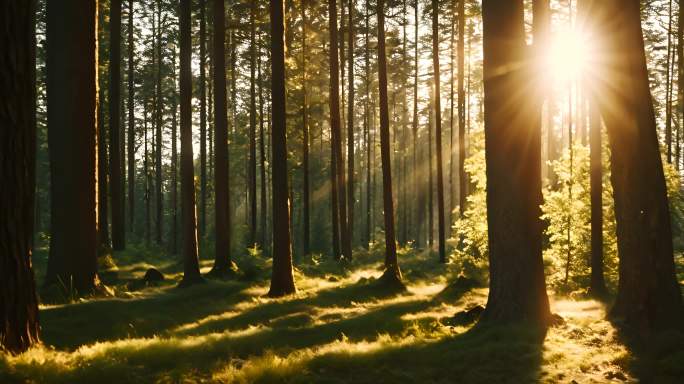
[
  {"left": 211, "top": 0, "right": 232, "bottom": 275},
  {"left": 432, "top": 0, "right": 447, "bottom": 263},
  {"left": 592, "top": 0, "right": 683, "bottom": 333},
  {"left": 249, "top": 0, "right": 258, "bottom": 248},
  {"left": 258, "top": 32, "right": 268, "bottom": 255},
  {"left": 302, "top": 0, "right": 310, "bottom": 255},
  {"left": 127, "top": 0, "right": 135, "bottom": 234},
  {"left": 171, "top": 49, "right": 179, "bottom": 255},
  {"left": 179, "top": 0, "right": 202, "bottom": 286},
  {"left": 199, "top": 0, "right": 208, "bottom": 239},
  {"left": 329, "top": 0, "right": 352, "bottom": 261},
  {"left": 110, "top": 0, "right": 125, "bottom": 250},
  {"left": 45, "top": 0, "right": 100, "bottom": 294},
  {"left": 457, "top": 0, "right": 466, "bottom": 217},
  {"left": 480, "top": 0, "right": 551, "bottom": 325},
  {"left": 0, "top": 0, "right": 41, "bottom": 353},
  {"left": 377, "top": 0, "right": 401, "bottom": 281},
  {"left": 347, "top": 0, "right": 355, "bottom": 252},
  {"left": 154, "top": 0, "right": 163, "bottom": 246},
  {"left": 268, "top": 0, "right": 297, "bottom": 297}
]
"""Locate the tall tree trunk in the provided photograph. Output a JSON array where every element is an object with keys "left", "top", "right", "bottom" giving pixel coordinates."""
[
  {"left": 377, "top": 0, "right": 402, "bottom": 282},
  {"left": 432, "top": 0, "right": 447, "bottom": 263},
  {"left": 413, "top": 0, "right": 420, "bottom": 247},
  {"left": 329, "top": 0, "right": 352, "bottom": 261},
  {"left": 592, "top": 0, "right": 683, "bottom": 333},
  {"left": 127, "top": 0, "right": 135, "bottom": 235},
  {"left": 364, "top": 0, "right": 372, "bottom": 249},
  {"left": 155, "top": 0, "right": 163, "bottom": 246},
  {"left": 678, "top": 0, "right": 683, "bottom": 170},
  {"left": 302, "top": 0, "right": 310, "bottom": 255},
  {"left": 110, "top": 0, "right": 125, "bottom": 250},
  {"left": 258, "top": 31, "right": 268, "bottom": 254},
  {"left": 347, "top": 0, "right": 355, "bottom": 252},
  {"left": 588, "top": 98, "right": 606, "bottom": 297},
  {"left": 667, "top": 0, "right": 674, "bottom": 163},
  {"left": 45, "top": 0, "right": 101, "bottom": 294},
  {"left": 171, "top": 49, "right": 179, "bottom": 255},
  {"left": 268, "top": 0, "right": 296, "bottom": 297},
  {"left": 144, "top": 102, "right": 150, "bottom": 245},
  {"left": 248, "top": 0, "right": 258, "bottom": 248},
  {"left": 179, "top": 0, "right": 202, "bottom": 286},
  {"left": 0, "top": 0, "right": 41, "bottom": 353},
  {"left": 212, "top": 0, "right": 232, "bottom": 275},
  {"left": 199, "top": 0, "right": 208, "bottom": 240},
  {"left": 480, "top": 0, "right": 551, "bottom": 325},
  {"left": 457, "top": 0, "right": 466, "bottom": 217}
]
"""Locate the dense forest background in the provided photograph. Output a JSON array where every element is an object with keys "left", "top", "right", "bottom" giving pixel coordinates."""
[{"left": 1, "top": 0, "right": 684, "bottom": 382}]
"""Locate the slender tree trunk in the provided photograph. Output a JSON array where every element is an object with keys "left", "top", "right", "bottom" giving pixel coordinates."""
[
  {"left": 377, "top": 0, "right": 401, "bottom": 282},
  {"left": 171, "top": 49, "right": 179, "bottom": 255},
  {"left": 45, "top": 0, "right": 101, "bottom": 294},
  {"left": 329, "top": 0, "right": 352, "bottom": 261},
  {"left": 302, "top": 0, "right": 310, "bottom": 256},
  {"left": 428, "top": 93, "right": 434, "bottom": 248},
  {"left": 110, "top": 0, "right": 125, "bottom": 250},
  {"left": 127, "top": 0, "right": 135, "bottom": 235},
  {"left": 198, "top": 0, "right": 207, "bottom": 240},
  {"left": 258, "top": 31, "right": 268, "bottom": 254},
  {"left": 347, "top": 0, "right": 355, "bottom": 251},
  {"left": 155, "top": 0, "right": 163, "bottom": 246},
  {"left": 592, "top": 0, "right": 683, "bottom": 333},
  {"left": 364, "top": 1, "right": 371, "bottom": 249},
  {"left": 179, "top": 0, "right": 202, "bottom": 286},
  {"left": 480, "top": 0, "right": 551, "bottom": 325},
  {"left": 457, "top": 0, "right": 466, "bottom": 217},
  {"left": 268, "top": 0, "right": 297, "bottom": 297},
  {"left": 678, "top": 0, "right": 683, "bottom": 170},
  {"left": 588, "top": 98, "right": 606, "bottom": 297},
  {"left": 0, "top": 0, "right": 41, "bottom": 353},
  {"left": 144, "top": 102, "right": 150, "bottom": 245},
  {"left": 212, "top": 0, "right": 231, "bottom": 275},
  {"left": 667, "top": 0, "right": 674, "bottom": 163},
  {"left": 413, "top": 0, "right": 420, "bottom": 247},
  {"left": 248, "top": 0, "right": 258, "bottom": 248},
  {"left": 431, "top": 0, "right": 447, "bottom": 263}
]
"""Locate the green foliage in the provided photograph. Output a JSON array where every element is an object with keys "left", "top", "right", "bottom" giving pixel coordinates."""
[
  {"left": 541, "top": 142, "right": 618, "bottom": 293},
  {"left": 451, "top": 130, "right": 489, "bottom": 281}
]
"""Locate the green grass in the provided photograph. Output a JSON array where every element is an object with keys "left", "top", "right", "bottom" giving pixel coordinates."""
[{"left": 1, "top": 246, "right": 682, "bottom": 383}]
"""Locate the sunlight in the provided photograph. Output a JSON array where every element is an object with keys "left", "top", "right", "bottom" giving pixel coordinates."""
[{"left": 545, "top": 26, "right": 591, "bottom": 84}]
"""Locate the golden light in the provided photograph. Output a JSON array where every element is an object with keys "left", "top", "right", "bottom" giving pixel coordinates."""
[{"left": 545, "top": 26, "right": 591, "bottom": 84}]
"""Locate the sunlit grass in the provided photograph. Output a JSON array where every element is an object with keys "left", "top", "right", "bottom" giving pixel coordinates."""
[{"left": 2, "top": 246, "right": 682, "bottom": 383}]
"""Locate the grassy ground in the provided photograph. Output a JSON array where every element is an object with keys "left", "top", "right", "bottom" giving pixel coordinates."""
[{"left": 1, "top": 246, "right": 683, "bottom": 383}]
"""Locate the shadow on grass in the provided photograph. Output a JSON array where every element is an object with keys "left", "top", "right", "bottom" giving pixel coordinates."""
[
  {"left": 610, "top": 323, "right": 684, "bottom": 383},
  {"left": 40, "top": 280, "right": 252, "bottom": 350}
]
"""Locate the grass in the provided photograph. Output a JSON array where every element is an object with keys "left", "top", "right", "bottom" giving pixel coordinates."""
[{"left": 1, "top": 245, "right": 683, "bottom": 383}]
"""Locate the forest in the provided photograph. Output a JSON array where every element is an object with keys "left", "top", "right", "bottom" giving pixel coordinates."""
[{"left": 1, "top": 0, "right": 684, "bottom": 382}]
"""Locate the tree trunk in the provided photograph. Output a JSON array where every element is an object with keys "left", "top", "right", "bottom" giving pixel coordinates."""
[
  {"left": 329, "top": 0, "right": 352, "bottom": 261},
  {"left": 588, "top": 98, "right": 607, "bottom": 297},
  {"left": 432, "top": 0, "right": 447, "bottom": 263},
  {"left": 458, "top": 0, "right": 466, "bottom": 217},
  {"left": 171, "top": 49, "right": 179, "bottom": 255},
  {"left": 377, "top": 0, "right": 401, "bottom": 282},
  {"left": 127, "top": 0, "right": 135, "bottom": 235},
  {"left": 268, "top": 0, "right": 297, "bottom": 297},
  {"left": 258, "top": 33, "right": 269, "bottom": 255},
  {"left": 248, "top": 0, "right": 258, "bottom": 248},
  {"left": 144, "top": 102, "right": 150, "bottom": 245},
  {"left": 155, "top": 0, "right": 163, "bottom": 246},
  {"left": 678, "top": 0, "right": 683, "bottom": 170},
  {"left": 592, "top": 0, "right": 683, "bottom": 333},
  {"left": 110, "top": 0, "right": 125, "bottom": 250},
  {"left": 211, "top": 0, "right": 232, "bottom": 275},
  {"left": 302, "top": 0, "right": 310, "bottom": 255},
  {"left": 347, "top": 0, "right": 355, "bottom": 252},
  {"left": 179, "top": 0, "right": 202, "bottom": 286},
  {"left": 0, "top": 0, "right": 41, "bottom": 353},
  {"left": 667, "top": 0, "right": 674, "bottom": 163},
  {"left": 413, "top": 0, "right": 420, "bottom": 247},
  {"left": 480, "top": 0, "right": 551, "bottom": 325},
  {"left": 199, "top": 0, "right": 207, "bottom": 239},
  {"left": 364, "top": 0, "right": 372, "bottom": 249},
  {"left": 45, "top": 0, "right": 100, "bottom": 294},
  {"left": 97, "top": 58, "right": 110, "bottom": 254}
]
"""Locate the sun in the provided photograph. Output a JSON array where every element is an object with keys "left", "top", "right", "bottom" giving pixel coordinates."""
[{"left": 545, "top": 26, "right": 591, "bottom": 84}]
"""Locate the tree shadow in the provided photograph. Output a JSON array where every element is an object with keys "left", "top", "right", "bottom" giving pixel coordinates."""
[{"left": 39, "top": 279, "right": 253, "bottom": 350}]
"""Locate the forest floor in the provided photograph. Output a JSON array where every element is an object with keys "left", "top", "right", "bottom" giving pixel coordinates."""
[{"left": 1, "top": 245, "right": 683, "bottom": 383}]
